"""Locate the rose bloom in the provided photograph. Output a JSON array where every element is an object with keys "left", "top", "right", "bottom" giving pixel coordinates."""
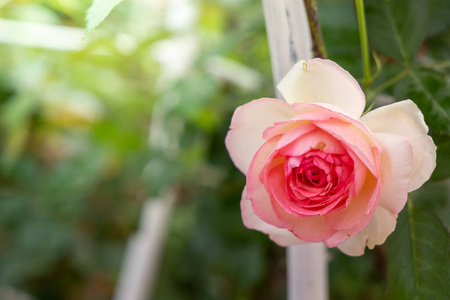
[{"left": 225, "top": 59, "right": 436, "bottom": 256}]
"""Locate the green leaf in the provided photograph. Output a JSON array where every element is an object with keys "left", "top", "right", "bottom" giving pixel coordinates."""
[
  {"left": 365, "top": 0, "right": 426, "bottom": 65},
  {"left": 425, "top": 0, "right": 450, "bottom": 37},
  {"left": 411, "top": 180, "right": 450, "bottom": 233},
  {"left": 0, "top": 95, "right": 37, "bottom": 168},
  {"left": 410, "top": 180, "right": 449, "bottom": 210},
  {"left": 317, "top": 0, "right": 361, "bottom": 77},
  {"left": 431, "top": 134, "right": 450, "bottom": 180},
  {"left": 387, "top": 205, "right": 450, "bottom": 300},
  {"left": 85, "top": 0, "right": 126, "bottom": 36},
  {"left": 405, "top": 69, "right": 450, "bottom": 132}
]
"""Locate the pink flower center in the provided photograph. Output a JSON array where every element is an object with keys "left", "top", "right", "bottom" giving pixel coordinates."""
[{"left": 279, "top": 149, "right": 354, "bottom": 216}]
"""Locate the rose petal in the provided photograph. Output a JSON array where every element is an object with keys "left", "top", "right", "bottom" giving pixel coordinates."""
[
  {"left": 274, "top": 122, "right": 318, "bottom": 151},
  {"left": 241, "top": 187, "right": 304, "bottom": 246},
  {"left": 313, "top": 118, "right": 380, "bottom": 176},
  {"left": 247, "top": 137, "right": 284, "bottom": 228},
  {"left": 324, "top": 173, "right": 380, "bottom": 231},
  {"left": 375, "top": 132, "right": 414, "bottom": 214},
  {"left": 267, "top": 163, "right": 302, "bottom": 216},
  {"left": 277, "top": 58, "right": 365, "bottom": 118},
  {"left": 323, "top": 230, "right": 351, "bottom": 248},
  {"left": 291, "top": 103, "right": 349, "bottom": 123},
  {"left": 225, "top": 98, "right": 297, "bottom": 174},
  {"left": 348, "top": 153, "right": 368, "bottom": 199},
  {"left": 263, "top": 103, "right": 332, "bottom": 140},
  {"left": 361, "top": 100, "right": 436, "bottom": 191},
  {"left": 271, "top": 197, "right": 336, "bottom": 242},
  {"left": 337, "top": 206, "right": 397, "bottom": 256},
  {"left": 263, "top": 120, "right": 302, "bottom": 140},
  {"left": 277, "top": 128, "right": 347, "bottom": 156}
]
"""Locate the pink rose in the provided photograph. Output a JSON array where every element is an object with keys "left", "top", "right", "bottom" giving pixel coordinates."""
[{"left": 225, "top": 59, "right": 436, "bottom": 256}]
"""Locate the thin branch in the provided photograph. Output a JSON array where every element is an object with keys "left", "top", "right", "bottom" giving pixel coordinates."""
[{"left": 303, "top": 0, "right": 327, "bottom": 59}]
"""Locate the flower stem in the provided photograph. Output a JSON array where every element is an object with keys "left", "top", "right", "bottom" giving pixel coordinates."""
[
  {"left": 304, "top": 0, "right": 328, "bottom": 59},
  {"left": 424, "top": 60, "right": 450, "bottom": 69},
  {"left": 364, "top": 69, "right": 409, "bottom": 114},
  {"left": 355, "top": 0, "right": 371, "bottom": 90},
  {"left": 366, "top": 69, "right": 409, "bottom": 101}
]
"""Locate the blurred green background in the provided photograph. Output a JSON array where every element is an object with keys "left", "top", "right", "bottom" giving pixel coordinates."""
[{"left": 0, "top": 0, "right": 448, "bottom": 299}]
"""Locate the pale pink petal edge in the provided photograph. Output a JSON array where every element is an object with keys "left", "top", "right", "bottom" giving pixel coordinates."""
[
  {"left": 361, "top": 100, "right": 436, "bottom": 191},
  {"left": 277, "top": 58, "right": 365, "bottom": 118},
  {"left": 241, "top": 187, "right": 305, "bottom": 246},
  {"left": 337, "top": 206, "right": 397, "bottom": 256},
  {"left": 225, "top": 98, "right": 297, "bottom": 175}
]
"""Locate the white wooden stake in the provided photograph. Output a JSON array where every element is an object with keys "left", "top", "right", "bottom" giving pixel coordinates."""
[
  {"left": 261, "top": 1, "right": 328, "bottom": 299},
  {"left": 113, "top": 191, "right": 176, "bottom": 300},
  {"left": 262, "top": 0, "right": 312, "bottom": 98}
]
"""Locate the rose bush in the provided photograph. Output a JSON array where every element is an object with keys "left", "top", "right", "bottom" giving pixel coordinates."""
[{"left": 225, "top": 59, "right": 436, "bottom": 256}]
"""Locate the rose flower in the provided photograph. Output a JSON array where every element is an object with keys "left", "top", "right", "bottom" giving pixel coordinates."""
[{"left": 225, "top": 59, "right": 436, "bottom": 256}]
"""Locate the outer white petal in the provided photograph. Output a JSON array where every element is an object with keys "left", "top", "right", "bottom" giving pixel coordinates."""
[
  {"left": 241, "top": 187, "right": 305, "bottom": 246},
  {"left": 277, "top": 58, "right": 365, "bottom": 118},
  {"left": 374, "top": 132, "right": 414, "bottom": 214},
  {"left": 361, "top": 100, "right": 437, "bottom": 191},
  {"left": 225, "top": 98, "right": 297, "bottom": 174},
  {"left": 337, "top": 206, "right": 397, "bottom": 256}
]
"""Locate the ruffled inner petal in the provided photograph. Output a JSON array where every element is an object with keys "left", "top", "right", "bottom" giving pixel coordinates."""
[
  {"left": 278, "top": 128, "right": 347, "bottom": 156},
  {"left": 313, "top": 118, "right": 380, "bottom": 177},
  {"left": 324, "top": 171, "right": 381, "bottom": 231}
]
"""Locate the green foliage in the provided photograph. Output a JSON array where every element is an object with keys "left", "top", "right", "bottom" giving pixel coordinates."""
[
  {"left": 365, "top": 0, "right": 426, "bottom": 65},
  {"left": 360, "top": 0, "right": 450, "bottom": 297},
  {"left": 395, "top": 69, "right": 450, "bottom": 133},
  {"left": 85, "top": 0, "right": 126, "bottom": 35},
  {"left": 387, "top": 205, "right": 450, "bottom": 300},
  {"left": 318, "top": 0, "right": 361, "bottom": 76},
  {"left": 426, "top": 0, "right": 450, "bottom": 37},
  {"left": 329, "top": 249, "right": 386, "bottom": 300}
]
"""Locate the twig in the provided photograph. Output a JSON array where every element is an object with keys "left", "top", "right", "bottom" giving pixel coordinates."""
[{"left": 303, "top": 0, "right": 327, "bottom": 59}]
